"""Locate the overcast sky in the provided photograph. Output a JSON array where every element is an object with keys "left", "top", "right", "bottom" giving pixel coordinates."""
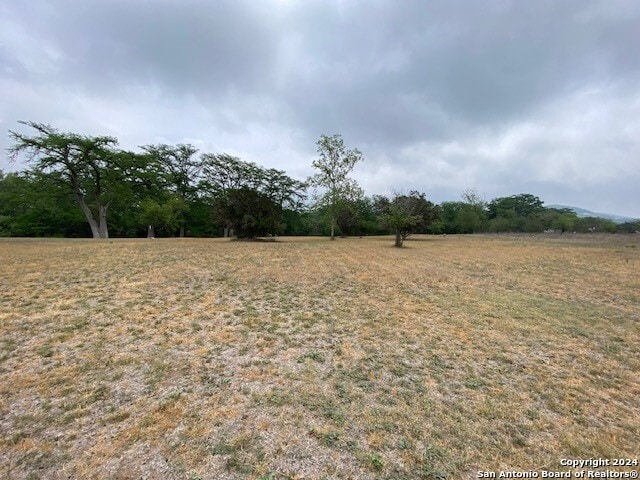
[{"left": 1, "top": 0, "right": 639, "bottom": 217}]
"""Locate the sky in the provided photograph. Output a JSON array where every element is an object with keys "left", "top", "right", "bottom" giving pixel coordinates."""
[{"left": 1, "top": 0, "right": 639, "bottom": 218}]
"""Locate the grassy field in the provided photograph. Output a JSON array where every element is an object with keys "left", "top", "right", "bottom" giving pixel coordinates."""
[{"left": 1, "top": 234, "right": 639, "bottom": 479}]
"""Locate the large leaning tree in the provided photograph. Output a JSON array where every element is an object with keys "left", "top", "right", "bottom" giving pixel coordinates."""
[
  {"left": 308, "top": 134, "right": 363, "bottom": 240},
  {"left": 7, "top": 121, "right": 142, "bottom": 239}
]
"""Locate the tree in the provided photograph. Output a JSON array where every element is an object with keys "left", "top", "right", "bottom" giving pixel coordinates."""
[
  {"left": 488, "top": 194, "right": 544, "bottom": 220},
  {"left": 200, "top": 153, "right": 306, "bottom": 239},
  {"left": 138, "top": 196, "right": 188, "bottom": 238},
  {"left": 308, "top": 134, "right": 363, "bottom": 240},
  {"left": 547, "top": 208, "right": 577, "bottom": 233},
  {"left": 439, "top": 199, "right": 485, "bottom": 234},
  {"left": 618, "top": 221, "right": 640, "bottom": 234},
  {"left": 141, "top": 143, "right": 201, "bottom": 237},
  {"left": 222, "top": 187, "right": 283, "bottom": 239},
  {"left": 402, "top": 191, "right": 440, "bottom": 235},
  {"left": 7, "top": 121, "right": 130, "bottom": 238},
  {"left": 550, "top": 213, "right": 575, "bottom": 233},
  {"left": 574, "top": 216, "right": 617, "bottom": 233},
  {"left": 333, "top": 187, "right": 367, "bottom": 237},
  {"left": 0, "top": 170, "right": 88, "bottom": 237},
  {"left": 378, "top": 191, "right": 439, "bottom": 246},
  {"left": 456, "top": 208, "right": 484, "bottom": 233},
  {"left": 355, "top": 196, "right": 388, "bottom": 235},
  {"left": 486, "top": 194, "right": 546, "bottom": 233},
  {"left": 381, "top": 202, "right": 420, "bottom": 248},
  {"left": 460, "top": 188, "right": 488, "bottom": 232}
]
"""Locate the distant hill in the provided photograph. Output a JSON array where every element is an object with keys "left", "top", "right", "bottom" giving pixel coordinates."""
[{"left": 547, "top": 205, "right": 638, "bottom": 224}]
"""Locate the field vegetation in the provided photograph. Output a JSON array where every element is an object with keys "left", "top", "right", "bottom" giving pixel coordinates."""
[{"left": 1, "top": 234, "right": 639, "bottom": 479}]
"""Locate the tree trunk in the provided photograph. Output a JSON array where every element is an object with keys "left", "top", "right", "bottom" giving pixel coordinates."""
[
  {"left": 330, "top": 217, "right": 336, "bottom": 240},
  {"left": 395, "top": 231, "right": 403, "bottom": 248},
  {"left": 74, "top": 193, "right": 102, "bottom": 238},
  {"left": 179, "top": 225, "right": 185, "bottom": 237},
  {"left": 147, "top": 225, "right": 155, "bottom": 238},
  {"left": 98, "top": 204, "right": 109, "bottom": 239}
]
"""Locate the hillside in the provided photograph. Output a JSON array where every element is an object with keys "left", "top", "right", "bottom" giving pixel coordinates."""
[{"left": 547, "top": 204, "right": 638, "bottom": 224}]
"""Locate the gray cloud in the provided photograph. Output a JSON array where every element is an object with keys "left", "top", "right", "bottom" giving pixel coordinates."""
[{"left": 2, "top": 0, "right": 639, "bottom": 217}]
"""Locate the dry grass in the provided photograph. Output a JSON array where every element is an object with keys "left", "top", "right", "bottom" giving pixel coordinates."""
[{"left": 0, "top": 234, "right": 638, "bottom": 479}]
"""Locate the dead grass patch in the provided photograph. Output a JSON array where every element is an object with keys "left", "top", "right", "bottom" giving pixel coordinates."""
[{"left": 0, "top": 234, "right": 638, "bottom": 478}]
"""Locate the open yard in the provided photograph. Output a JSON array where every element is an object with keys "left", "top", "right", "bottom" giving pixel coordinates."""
[{"left": 1, "top": 234, "right": 639, "bottom": 479}]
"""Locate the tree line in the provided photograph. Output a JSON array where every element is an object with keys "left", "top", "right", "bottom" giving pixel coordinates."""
[{"left": 2, "top": 122, "right": 638, "bottom": 244}]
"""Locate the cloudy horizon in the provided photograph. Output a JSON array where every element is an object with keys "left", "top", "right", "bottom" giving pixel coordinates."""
[{"left": 1, "top": 0, "right": 639, "bottom": 217}]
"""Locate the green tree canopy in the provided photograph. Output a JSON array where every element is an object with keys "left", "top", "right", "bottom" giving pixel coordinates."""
[
  {"left": 488, "top": 194, "right": 544, "bottom": 219},
  {"left": 308, "top": 134, "right": 363, "bottom": 240},
  {"left": 0, "top": 170, "right": 88, "bottom": 237},
  {"left": 141, "top": 143, "right": 201, "bottom": 236},
  {"left": 377, "top": 191, "right": 439, "bottom": 247},
  {"left": 200, "top": 153, "right": 306, "bottom": 238},
  {"left": 7, "top": 121, "right": 143, "bottom": 238}
]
